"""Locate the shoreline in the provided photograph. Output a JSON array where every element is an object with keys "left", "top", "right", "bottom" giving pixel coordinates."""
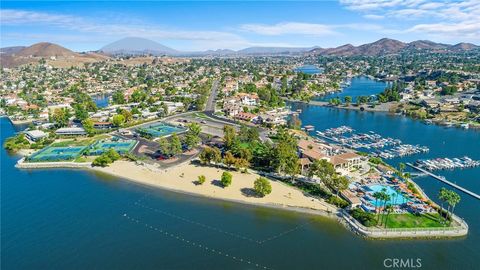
[{"left": 14, "top": 157, "right": 468, "bottom": 239}]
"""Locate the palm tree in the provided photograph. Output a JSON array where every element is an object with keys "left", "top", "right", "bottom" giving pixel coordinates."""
[
  {"left": 437, "top": 188, "right": 448, "bottom": 223},
  {"left": 373, "top": 192, "right": 382, "bottom": 218},
  {"left": 398, "top": 163, "right": 406, "bottom": 174},
  {"left": 380, "top": 192, "right": 391, "bottom": 226},
  {"left": 446, "top": 190, "right": 461, "bottom": 225},
  {"left": 383, "top": 205, "right": 394, "bottom": 228}
]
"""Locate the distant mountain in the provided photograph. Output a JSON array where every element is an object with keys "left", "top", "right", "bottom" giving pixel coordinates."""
[
  {"left": 309, "top": 38, "right": 479, "bottom": 56},
  {"left": 356, "top": 38, "right": 406, "bottom": 55},
  {"left": 0, "top": 46, "right": 26, "bottom": 55},
  {"left": 101, "top": 37, "right": 178, "bottom": 55},
  {"left": 1, "top": 42, "right": 109, "bottom": 68},
  {"left": 237, "top": 46, "right": 316, "bottom": 55},
  {"left": 16, "top": 42, "right": 81, "bottom": 58},
  {"left": 406, "top": 40, "right": 449, "bottom": 50},
  {"left": 451, "top": 42, "right": 479, "bottom": 51},
  {"left": 311, "top": 44, "right": 355, "bottom": 56}
]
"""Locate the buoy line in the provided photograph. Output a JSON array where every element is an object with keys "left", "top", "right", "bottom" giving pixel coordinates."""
[{"left": 123, "top": 213, "right": 273, "bottom": 270}]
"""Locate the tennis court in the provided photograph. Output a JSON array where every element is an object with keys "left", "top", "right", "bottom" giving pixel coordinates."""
[
  {"left": 136, "top": 123, "right": 185, "bottom": 138},
  {"left": 87, "top": 139, "right": 137, "bottom": 155},
  {"left": 28, "top": 146, "right": 87, "bottom": 162}
]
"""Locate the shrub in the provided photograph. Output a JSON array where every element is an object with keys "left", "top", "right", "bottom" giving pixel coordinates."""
[
  {"left": 350, "top": 208, "right": 377, "bottom": 227},
  {"left": 92, "top": 155, "right": 112, "bottom": 167},
  {"left": 326, "top": 195, "right": 350, "bottom": 208},
  {"left": 221, "top": 172, "right": 232, "bottom": 187},
  {"left": 197, "top": 175, "right": 206, "bottom": 185},
  {"left": 254, "top": 177, "right": 272, "bottom": 197}
]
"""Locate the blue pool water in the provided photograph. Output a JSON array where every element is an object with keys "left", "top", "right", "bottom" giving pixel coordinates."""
[{"left": 366, "top": 184, "right": 410, "bottom": 207}]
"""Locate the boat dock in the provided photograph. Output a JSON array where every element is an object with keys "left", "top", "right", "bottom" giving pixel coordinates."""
[{"left": 407, "top": 163, "right": 480, "bottom": 200}]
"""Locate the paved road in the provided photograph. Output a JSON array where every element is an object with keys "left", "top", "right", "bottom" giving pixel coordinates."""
[{"left": 205, "top": 79, "right": 219, "bottom": 113}]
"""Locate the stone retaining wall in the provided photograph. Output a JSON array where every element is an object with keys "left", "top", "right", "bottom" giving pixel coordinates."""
[
  {"left": 15, "top": 157, "right": 92, "bottom": 169},
  {"left": 339, "top": 209, "right": 468, "bottom": 239}
]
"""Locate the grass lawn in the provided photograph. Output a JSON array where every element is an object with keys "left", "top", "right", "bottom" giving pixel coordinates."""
[
  {"left": 51, "top": 140, "right": 90, "bottom": 147},
  {"left": 377, "top": 213, "right": 447, "bottom": 229},
  {"left": 193, "top": 112, "right": 209, "bottom": 119}
]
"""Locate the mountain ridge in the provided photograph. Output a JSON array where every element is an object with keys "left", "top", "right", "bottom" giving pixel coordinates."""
[{"left": 1, "top": 38, "right": 479, "bottom": 68}]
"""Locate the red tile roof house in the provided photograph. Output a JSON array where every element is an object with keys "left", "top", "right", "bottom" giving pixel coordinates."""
[{"left": 234, "top": 112, "right": 258, "bottom": 122}]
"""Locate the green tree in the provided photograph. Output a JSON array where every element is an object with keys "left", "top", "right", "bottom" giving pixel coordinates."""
[
  {"left": 73, "top": 104, "right": 88, "bottom": 121},
  {"left": 184, "top": 122, "right": 201, "bottom": 149},
  {"left": 221, "top": 171, "right": 232, "bottom": 187},
  {"left": 105, "top": 148, "right": 121, "bottom": 161},
  {"left": 52, "top": 108, "right": 71, "bottom": 127},
  {"left": 344, "top": 96, "right": 352, "bottom": 105},
  {"left": 199, "top": 146, "right": 222, "bottom": 165},
  {"left": 170, "top": 133, "right": 183, "bottom": 156},
  {"left": 271, "top": 128, "right": 299, "bottom": 179},
  {"left": 223, "top": 151, "right": 237, "bottom": 168},
  {"left": 446, "top": 189, "right": 461, "bottom": 224},
  {"left": 92, "top": 154, "right": 112, "bottom": 167},
  {"left": 223, "top": 125, "right": 237, "bottom": 150},
  {"left": 373, "top": 192, "right": 382, "bottom": 215},
  {"left": 254, "top": 177, "right": 272, "bottom": 197},
  {"left": 310, "top": 159, "right": 336, "bottom": 186},
  {"left": 398, "top": 162, "right": 406, "bottom": 174},
  {"left": 112, "top": 91, "right": 126, "bottom": 104},
  {"left": 112, "top": 114, "right": 125, "bottom": 127},
  {"left": 438, "top": 187, "right": 449, "bottom": 223},
  {"left": 383, "top": 205, "right": 394, "bottom": 228},
  {"left": 331, "top": 175, "right": 349, "bottom": 196},
  {"left": 158, "top": 137, "right": 171, "bottom": 156},
  {"left": 121, "top": 109, "right": 133, "bottom": 122},
  {"left": 82, "top": 118, "right": 95, "bottom": 135}
]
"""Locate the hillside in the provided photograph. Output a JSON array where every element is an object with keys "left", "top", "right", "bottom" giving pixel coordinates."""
[
  {"left": 309, "top": 39, "right": 479, "bottom": 56},
  {"left": 0, "top": 42, "right": 109, "bottom": 68}
]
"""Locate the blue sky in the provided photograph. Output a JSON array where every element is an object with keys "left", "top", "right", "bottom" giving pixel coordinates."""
[{"left": 1, "top": 1, "right": 479, "bottom": 51}]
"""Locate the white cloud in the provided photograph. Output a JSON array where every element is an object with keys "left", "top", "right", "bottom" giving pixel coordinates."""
[
  {"left": 363, "top": 14, "right": 385, "bottom": 20},
  {"left": 0, "top": 9, "right": 253, "bottom": 50},
  {"left": 240, "top": 22, "right": 337, "bottom": 36},
  {"left": 339, "top": 0, "right": 480, "bottom": 41}
]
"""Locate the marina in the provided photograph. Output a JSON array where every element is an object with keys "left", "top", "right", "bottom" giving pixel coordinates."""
[
  {"left": 407, "top": 163, "right": 480, "bottom": 201},
  {"left": 415, "top": 157, "right": 480, "bottom": 172},
  {"left": 316, "top": 126, "right": 429, "bottom": 158},
  {"left": 375, "top": 144, "right": 430, "bottom": 159}
]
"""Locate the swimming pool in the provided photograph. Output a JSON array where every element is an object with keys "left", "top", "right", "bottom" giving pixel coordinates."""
[{"left": 365, "top": 184, "right": 409, "bottom": 207}]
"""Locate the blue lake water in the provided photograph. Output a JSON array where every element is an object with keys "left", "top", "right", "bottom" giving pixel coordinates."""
[
  {"left": 2, "top": 75, "right": 480, "bottom": 270},
  {"left": 294, "top": 65, "right": 323, "bottom": 74},
  {"left": 317, "top": 76, "right": 389, "bottom": 102},
  {"left": 93, "top": 94, "right": 110, "bottom": 108}
]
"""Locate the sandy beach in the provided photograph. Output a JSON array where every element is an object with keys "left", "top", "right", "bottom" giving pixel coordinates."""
[{"left": 91, "top": 160, "right": 337, "bottom": 215}]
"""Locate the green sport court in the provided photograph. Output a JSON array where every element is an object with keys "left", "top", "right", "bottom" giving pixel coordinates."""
[
  {"left": 28, "top": 146, "right": 87, "bottom": 162},
  {"left": 136, "top": 123, "right": 185, "bottom": 138},
  {"left": 87, "top": 139, "right": 137, "bottom": 155}
]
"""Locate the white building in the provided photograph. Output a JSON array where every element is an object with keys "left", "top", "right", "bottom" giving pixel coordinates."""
[{"left": 25, "top": 130, "right": 47, "bottom": 142}]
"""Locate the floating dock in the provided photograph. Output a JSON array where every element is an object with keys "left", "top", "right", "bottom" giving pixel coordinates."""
[{"left": 407, "top": 163, "right": 480, "bottom": 200}]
